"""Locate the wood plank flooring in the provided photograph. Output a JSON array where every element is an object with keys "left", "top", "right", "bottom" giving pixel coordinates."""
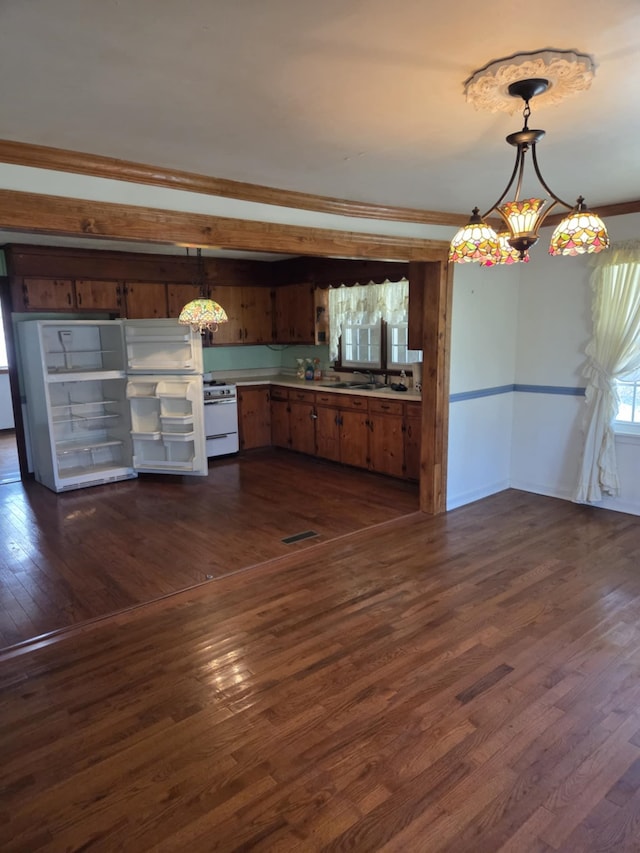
[
  {"left": 0, "top": 428, "right": 20, "bottom": 484},
  {"left": 0, "top": 450, "right": 418, "bottom": 648},
  {"left": 1, "top": 489, "right": 640, "bottom": 850}
]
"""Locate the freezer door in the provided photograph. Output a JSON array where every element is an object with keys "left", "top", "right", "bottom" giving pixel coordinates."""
[
  {"left": 123, "top": 318, "right": 204, "bottom": 374},
  {"left": 127, "top": 374, "right": 207, "bottom": 476}
]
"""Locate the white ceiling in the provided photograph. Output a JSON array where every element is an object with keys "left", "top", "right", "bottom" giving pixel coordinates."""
[{"left": 0, "top": 0, "right": 638, "bottom": 256}]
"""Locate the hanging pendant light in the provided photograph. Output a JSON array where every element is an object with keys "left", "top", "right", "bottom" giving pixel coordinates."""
[
  {"left": 178, "top": 248, "right": 228, "bottom": 334},
  {"left": 449, "top": 51, "right": 609, "bottom": 266}
]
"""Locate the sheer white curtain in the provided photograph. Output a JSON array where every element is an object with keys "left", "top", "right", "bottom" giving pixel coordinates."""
[
  {"left": 327, "top": 279, "right": 408, "bottom": 361},
  {"left": 575, "top": 241, "right": 640, "bottom": 502}
]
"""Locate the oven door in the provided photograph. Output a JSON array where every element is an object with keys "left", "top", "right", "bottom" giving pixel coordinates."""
[{"left": 204, "top": 397, "right": 239, "bottom": 457}]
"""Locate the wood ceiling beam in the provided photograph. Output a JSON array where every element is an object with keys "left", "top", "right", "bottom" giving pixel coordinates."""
[
  {"left": 0, "top": 139, "right": 468, "bottom": 228},
  {"left": 0, "top": 188, "right": 450, "bottom": 262}
]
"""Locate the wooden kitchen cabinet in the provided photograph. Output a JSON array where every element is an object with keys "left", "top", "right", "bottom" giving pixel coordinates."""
[
  {"left": 339, "top": 407, "right": 370, "bottom": 470},
  {"left": 315, "top": 395, "right": 341, "bottom": 463},
  {"left": 75, "top": 279, "right": 122, "bottom": 312},
  {"left": 238, "top": 386, "right": 272, "bottom": 450},
  {"left": 315, "top": 392, "right": 369, "bottom": 470},
  {"left": 404, "top": 401, "right": 422, "bottom": 481},
  {"left": 21, "top": 278, "right": 75, "bottom": 310},
  {"left": 208, "top": 285, "right": 273, "bottom": 345},
  {"left": 274, "top": 283, "right": 315, "bottom": 344},
  {"left": 270, "top": 385, "right": 291, "bottom": 449},
  {"left": 288, "top": 389, "right": 317, "bottom": 455},
  {"left": 368, "top": 398, "right": 405, "bottom": 479},
  {"left": 123, "top": 282, "right": 168, "bottom": 319},
  {"left": 241, "top": 286, "right": 274, "bottom": 344},
  {"left": 166, "top": 283, "right": 202, "bottom": 318}
]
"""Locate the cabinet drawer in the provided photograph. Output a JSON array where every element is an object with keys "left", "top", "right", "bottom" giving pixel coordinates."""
[
  {"left": 369, "top": 398, "right": 404, "bottom": 416},
  {"left": 270, "top": 386, "right": 289, "bottom": 401},
  {"left": 289, "top": 389, "right": 316, "bottom": 403},
  {"left": 341, "top": 394, "right": 369, "bottom": 410},
  {"left": 405, "top": 402, "right": 422, "bottom": 417},
  {"left": 315, "top": 392, "right": 337, "bottom": 406}
]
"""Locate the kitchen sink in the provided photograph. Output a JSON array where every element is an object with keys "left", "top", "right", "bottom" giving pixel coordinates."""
[{"left": 320, "top": 381, "right": 387, "bottom": 391}]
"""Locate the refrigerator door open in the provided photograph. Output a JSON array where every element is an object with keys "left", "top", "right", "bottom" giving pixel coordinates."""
[
  {"left": 127, "top": 375, "right": 207, "bottom": 475},
  {"left": 123, "top": 318, "right": 203, "bottom": 374}
]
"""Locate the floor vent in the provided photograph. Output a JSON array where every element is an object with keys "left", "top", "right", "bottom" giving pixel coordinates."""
[{"left": 282, "top": 530, "right": 319, "bottom": 545}]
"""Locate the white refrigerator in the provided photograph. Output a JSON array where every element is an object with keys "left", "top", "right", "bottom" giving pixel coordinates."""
[{"left": 19, "top": 318, "right": 207, "bottom": 493}]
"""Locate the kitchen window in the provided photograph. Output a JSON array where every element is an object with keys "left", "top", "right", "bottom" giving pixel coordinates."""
[{"left": 329, "top": 279, "right": 421, "bottom": 372}]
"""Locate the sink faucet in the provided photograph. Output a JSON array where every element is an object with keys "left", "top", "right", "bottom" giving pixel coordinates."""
[{"left": 354, "top": 370, "right": 376, "bottom": 384}]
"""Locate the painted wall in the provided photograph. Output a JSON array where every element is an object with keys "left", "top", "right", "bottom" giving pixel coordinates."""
[
  {"left": 0, "top": 372, "right": 14, "bottom": 429},
  {"left": 447, "top": 262, "right": 520, "bottom": 509},
  {"left": 511, "top": 212, "right": 640, "bottom": 515},
  {"left": 203, "top": 343, "right": 329, "bottom": 375}
]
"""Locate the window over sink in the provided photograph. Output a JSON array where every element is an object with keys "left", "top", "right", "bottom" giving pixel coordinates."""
[{"left": 329, "top": 280, "right": 421, "bottom": 372}]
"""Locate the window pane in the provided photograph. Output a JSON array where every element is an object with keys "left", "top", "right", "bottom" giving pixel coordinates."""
[
  {"left": 342, "top": 322, "right": 381, "bottom": 367},
  {"left": 615, "top": 379, "right": 639, "bottom": 424},
  {"left": 387, "top": 323, "right": 422, "bottom": 368}
]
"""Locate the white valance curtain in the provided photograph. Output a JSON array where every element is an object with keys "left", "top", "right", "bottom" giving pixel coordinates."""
[
  {"left": 327, "top": 279, "right": 409, "bottom": 361},
  {"left": 575, "top": 240, "right": 640, "bottom": 503}
]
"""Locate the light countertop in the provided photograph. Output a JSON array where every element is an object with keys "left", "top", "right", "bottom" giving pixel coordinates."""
[{"left": 223, "top": 373, "right": 422, "bottom": 401}]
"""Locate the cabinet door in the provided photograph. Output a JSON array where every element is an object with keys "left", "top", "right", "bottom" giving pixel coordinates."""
[
  {"left": 22, "top": 278, "right": 74, "bottom": 310},
  {"left": 238, "top": 387, "right": 272, "bottom": 450},
  {"left": 274, "top": 283, "right": 315, "bottom": 344},
  {"left": 271, "top": 398, "right": 290, "bottom": 448},
  {"left": 167, "top": 284, "right": 202, "bottom": 319},
  {"left": 209, "top": 285, "right": 244, "bottom": 344},
  {"left": 315, "top": 405, "right": 341, "bottom": 462},
  {"left": 339, "top": 409, "right": 370, "bottom": 469},
  {"left": 404, "top": 403, "right": 422, "bottom": 481},
  {"left": 124, "top": 282, "right": 168, "bottom": 319},
  {"left": 289, "top": 400, "right": 316, "bottom": 455},
  {"left": 75, "top": 280, "right": 122, "bottom": 312},
  {"left": 369, "top": 409, "right": 405, "bottom": 478},
  {"left": 242, "top": 286, "right": 274, "bottom": 344}
]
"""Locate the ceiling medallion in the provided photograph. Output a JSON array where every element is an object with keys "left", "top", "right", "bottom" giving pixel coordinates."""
[{"left": 464, "top": 48, "right": 596, "bottom": 114}]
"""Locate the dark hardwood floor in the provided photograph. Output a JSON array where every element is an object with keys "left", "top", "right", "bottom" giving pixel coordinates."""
[
  {"left": 0, "top": 450, "right": 419, "bottom": 648},
  {"left": 0, "top": 428, "right": 20, "bottom": 484},
  {"left": 1, "top": 487, "right": 640, "bottom": 850}
]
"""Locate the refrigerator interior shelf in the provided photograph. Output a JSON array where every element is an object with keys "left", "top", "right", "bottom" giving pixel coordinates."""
[
  {"left": 126, "top": 334, "right": 190, "bottom": 343},
  {"left": 160, "top": 415, "right": 194, "bottom": 424},
  {"left": 57, "top": 463, "right": 133, "bottom": 481},
  {"left": 46, "top": 348, "right": 120, "bottom": 356},
  {"left": 55, "top": 439, "right": 124, "bottom": 456},
  {"left": 161, "top": 431, "right": 195, "bottom": 441},
  {"left": 134, "top": 459, "right": 195, "bottom": 471},
  {"left": 51, "top": 399, "right": 118, "bottom": 411},
  {"left": 128, "top": 360, "right": 193, "bottom": 370},
  {"left": 130, "top": 431, "right": 161, "bottom": 440},
  {"left": 53, "top": 413, "right": 119, "bottom": 425},
  {"left": 47, "top": 370, "right": 125, "bottom": 383}
]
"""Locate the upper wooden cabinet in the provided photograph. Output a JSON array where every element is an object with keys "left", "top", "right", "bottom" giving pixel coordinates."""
[
  {"left": 166, "top": 284, "right": 202, "bottom": 319},
  {"left": 17, "top": 278, "right": 122, "bottom": 312},
  {"left": 20, "top": 278, "right": 75, "bottom": 311},
  {"left": 75, "top": 280, "right": 121, "bottom": 312},
  {"left": 274, "top": 283, "right": 315, "bottom": 344},
  {"left": 208, "top": 285, "right": 273, "bottom": 345},
  {"left": 122, "top": 282, "right": 168, "bottom": 319}
]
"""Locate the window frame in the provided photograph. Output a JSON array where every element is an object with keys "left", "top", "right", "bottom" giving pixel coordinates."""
[{"left": 334, "top": 319, "right": 422, "bottom": 375}]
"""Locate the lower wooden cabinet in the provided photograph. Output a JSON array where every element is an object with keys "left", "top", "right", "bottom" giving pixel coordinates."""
[
  {"left": 288, "top": 389, "right": 317, "bottom": 455},
  {"left": 404, "top": 402, "right": 422, "bottom": 481},
  {"left": 270, "top": 386, "right": 291, "bottom": 448},
  {"left": 368, "top": 398, "right": 405, "bottom": 478},
  {"left": 238, "top": 386, "right": 272, "bottom": 450},
  {"left": 266, "top": 385, "right": 421, "bottom": 481}
]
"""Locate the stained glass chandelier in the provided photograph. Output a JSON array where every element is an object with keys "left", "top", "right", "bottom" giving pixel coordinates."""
[
  {"left": 178, "top": 248, "right": 228, "bottom": 333},
  {"left": 449, "top": 50, "right": 609, "bottom": 266}
]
